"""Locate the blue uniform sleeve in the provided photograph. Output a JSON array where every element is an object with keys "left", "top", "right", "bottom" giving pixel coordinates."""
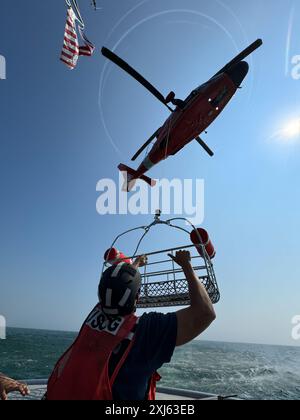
[{"left": 138, "top": 312, "right": 178, "bottom": 370}]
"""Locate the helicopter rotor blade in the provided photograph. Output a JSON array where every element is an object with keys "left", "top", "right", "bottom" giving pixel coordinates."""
[
  {"left": 131, "top": 129, "right": 161, "bottom": 162},
  {"left": 101, "top": 47, "right": 174, "bottom": 112},
  {"left": 213, "top": 39, "right": 263, "bottom": 77}
]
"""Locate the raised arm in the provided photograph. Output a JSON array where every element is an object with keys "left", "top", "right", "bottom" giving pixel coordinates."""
[
  {"left": 132, "top": 255, "right": 148, "bottom": 270},
  {"left": 169, "top": 251, "right": 216, "bottom": 347}
]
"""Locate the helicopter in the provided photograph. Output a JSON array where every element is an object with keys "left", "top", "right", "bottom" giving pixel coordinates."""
[{"left": 101, "top": 39, "right": 263, "bottom": 191}]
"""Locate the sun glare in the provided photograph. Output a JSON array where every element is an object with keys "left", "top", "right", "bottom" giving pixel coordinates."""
[
  {"left": 282, "top": 119, "right": 300, "bottom": 139},
  {"left": 271, "top": 117, "right": 300, "bottom": 143}
]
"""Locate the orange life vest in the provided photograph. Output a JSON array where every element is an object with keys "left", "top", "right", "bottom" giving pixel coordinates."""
[{"left": 46, "top": 305, "right": 160, "bottom": 400}]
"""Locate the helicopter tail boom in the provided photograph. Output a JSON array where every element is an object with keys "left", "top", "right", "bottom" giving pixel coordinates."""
[{"left": 118, "top": 164, "right": 156, "bottom": 192}]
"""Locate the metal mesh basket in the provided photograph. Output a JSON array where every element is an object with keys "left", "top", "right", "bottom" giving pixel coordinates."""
[
  {"left": 138, "top": 245, "right": 220, "bottom": 307},
  {"left": 102, "top": 214, "right": 220, "bottom": 308}
]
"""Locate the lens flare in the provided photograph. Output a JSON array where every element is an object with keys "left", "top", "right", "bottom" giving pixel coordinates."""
[
  {"left": 271, "top": 117, "right": 300, "bottom": 143},
  {"left": 282, "top": 119, "right": 300, "bottom": 139}
]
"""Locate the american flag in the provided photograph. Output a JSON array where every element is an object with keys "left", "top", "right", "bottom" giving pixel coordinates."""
[{"left": 60, "top": 8, "right": 95, "bottom": 70}]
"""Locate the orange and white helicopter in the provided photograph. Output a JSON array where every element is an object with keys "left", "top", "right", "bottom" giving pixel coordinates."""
[{"left": 102, "top": 39, "right": 263, "bottom": 191}]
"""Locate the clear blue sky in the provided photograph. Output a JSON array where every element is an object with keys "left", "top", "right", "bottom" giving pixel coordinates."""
[{"left": 0, "top": 0, "right": 300, "bottom": 346}]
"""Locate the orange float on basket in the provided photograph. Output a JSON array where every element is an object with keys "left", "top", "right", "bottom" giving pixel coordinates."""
[
  {"left": 104, "top": 248, "right": 133, "bottom": 265},
  {"left": 190, "top": 228, "right": 216, "bottom": 259}
]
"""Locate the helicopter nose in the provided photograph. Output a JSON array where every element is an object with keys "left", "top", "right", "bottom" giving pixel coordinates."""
[{"left": 226, "top": 61, "right": 249, "bottom": 87}]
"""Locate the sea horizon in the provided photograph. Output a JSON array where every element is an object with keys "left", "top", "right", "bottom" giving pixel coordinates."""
[
  {"left": 1, "top": 328, "right": 300, "bottom": 399},
  {"left": 5, "top": 325, "right": 300, "bottom": 349}
]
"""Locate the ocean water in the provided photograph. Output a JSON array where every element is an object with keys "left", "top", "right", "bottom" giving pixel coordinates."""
[{"left": 1, "top": 328, "right": 300, "bottom": 400}]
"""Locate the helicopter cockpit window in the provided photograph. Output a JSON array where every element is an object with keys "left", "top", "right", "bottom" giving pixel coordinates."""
[
  {"left": 185, "top": 89, "right": 199, "bottom": 103},
  {"left": 185, "top": 82, "right": 210, "bottom": 103}
]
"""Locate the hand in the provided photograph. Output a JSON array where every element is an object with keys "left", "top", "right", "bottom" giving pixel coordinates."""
[
  {"left": 0, "top": 375, "right": 29, "bottom": 400},
  {"left": 133, "top": 255, "right": 148, "bottom": 268},
  {"left": 168, "top": 250, "right": 192, "bottom": 269}
]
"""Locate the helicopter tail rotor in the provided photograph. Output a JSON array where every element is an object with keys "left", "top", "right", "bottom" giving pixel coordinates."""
[{"left": 118, "top": 164, "right": 156, "bottom": 192}]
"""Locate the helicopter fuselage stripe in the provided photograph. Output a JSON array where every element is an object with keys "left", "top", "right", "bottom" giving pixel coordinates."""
[{"left": 142, "top": 156, "right": 155, "bottom": 170}]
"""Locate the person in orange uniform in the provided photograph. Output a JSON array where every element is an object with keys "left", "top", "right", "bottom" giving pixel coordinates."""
[{"left": 47, "top": 251, "right": 216, "bottom": 400}]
